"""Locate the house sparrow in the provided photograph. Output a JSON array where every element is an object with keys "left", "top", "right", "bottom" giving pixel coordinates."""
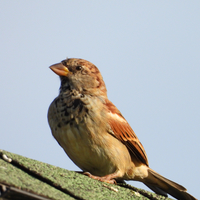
[{"left": 48, "top": 58, "right": 196, "bottom": 200}]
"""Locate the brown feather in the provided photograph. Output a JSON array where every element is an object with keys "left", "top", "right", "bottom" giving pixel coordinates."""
[
  {"left": 48, "top": 58, "right": 197, "bottom": 200},
  {"left": 105, "top": 99, "right": 149, "bottom": 166}
]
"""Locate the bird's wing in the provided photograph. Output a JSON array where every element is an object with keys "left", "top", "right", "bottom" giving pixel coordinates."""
[{"left": 105, "top": 99, "right": 149, "bottom": 166}]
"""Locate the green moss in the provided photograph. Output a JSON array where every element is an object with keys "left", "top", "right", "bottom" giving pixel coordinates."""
[
  {"left": 0, "top": 158, "right": 74, "bottom": 199},
  {"left": 0, "top": 150, "right": 173, "bottom": 200}
]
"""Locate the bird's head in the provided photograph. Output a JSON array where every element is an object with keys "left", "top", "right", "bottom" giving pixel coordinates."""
[{"left": 50, "top": 58, "right": 107, "bottom": 98}]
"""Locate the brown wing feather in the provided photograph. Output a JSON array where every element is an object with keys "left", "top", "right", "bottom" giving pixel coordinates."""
[{"left": 105, "top": 99, "right": 149, "bottom": 166}]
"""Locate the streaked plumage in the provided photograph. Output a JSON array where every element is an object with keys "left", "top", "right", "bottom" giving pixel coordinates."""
[{"left": 48, "top": 58, "right": 196, "bottom": 200}]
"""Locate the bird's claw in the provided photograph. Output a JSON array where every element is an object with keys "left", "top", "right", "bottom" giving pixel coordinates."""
[{"left": 83, "top": 172, "right": 116, "bottom": 184}]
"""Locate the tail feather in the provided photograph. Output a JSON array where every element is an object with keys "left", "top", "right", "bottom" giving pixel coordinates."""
[
  {"left": 144, "top": 183, "right": 168, "bottom": 197},
  {"left": 144, "top": 168, "right": 196, "bottom": 200}
]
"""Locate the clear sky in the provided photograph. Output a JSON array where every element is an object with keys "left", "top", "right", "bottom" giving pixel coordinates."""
[{"left": 1, "top": 1, "right": 199, "bottom": 199}]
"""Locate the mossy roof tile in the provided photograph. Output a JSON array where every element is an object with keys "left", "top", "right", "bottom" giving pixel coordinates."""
[{"left": 0, "top": 150, "right": 172, "bottom": 200}]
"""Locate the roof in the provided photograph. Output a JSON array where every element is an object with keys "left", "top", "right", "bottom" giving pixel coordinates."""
[{"left": 0, "top": 150, "right": 172, "bottom": 200}]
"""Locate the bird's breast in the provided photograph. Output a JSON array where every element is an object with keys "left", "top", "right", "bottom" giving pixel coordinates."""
[{"left": 48, "top": 94, "right": 132, "bottom": 177}]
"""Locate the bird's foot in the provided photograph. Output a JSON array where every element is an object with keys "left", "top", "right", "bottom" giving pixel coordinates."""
[{"left": 83, "top": 172, "right": 117, "bottom": 184}]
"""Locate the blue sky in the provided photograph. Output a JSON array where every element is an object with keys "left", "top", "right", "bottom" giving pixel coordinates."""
[{"left": 0, "top": 1, "right": 199, "bottom": 199}]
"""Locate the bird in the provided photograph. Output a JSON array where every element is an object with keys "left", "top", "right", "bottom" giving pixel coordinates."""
[{"left": 48, "top": 58, "right": 196, "bottom": 200}]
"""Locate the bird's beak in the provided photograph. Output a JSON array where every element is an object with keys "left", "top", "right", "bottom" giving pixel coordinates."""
[{"left": 49, "top": 63, "right": 70, "bottom": 76}]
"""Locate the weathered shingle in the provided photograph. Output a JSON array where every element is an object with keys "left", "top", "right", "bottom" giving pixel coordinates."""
[{"left": 0, "top": 150, "right": 172, "bottom": 200}]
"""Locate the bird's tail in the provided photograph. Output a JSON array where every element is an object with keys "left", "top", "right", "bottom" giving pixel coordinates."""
[{"left": 144, "top": 168, "right": 196, "bottom": 200}]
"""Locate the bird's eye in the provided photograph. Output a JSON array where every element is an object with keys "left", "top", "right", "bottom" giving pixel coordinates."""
[
  {"left": 76, "top": 66, "right": 82, "bottom": 71},
  {"left": 61, "top": 60, "right": 67, "bottom": 66}
]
